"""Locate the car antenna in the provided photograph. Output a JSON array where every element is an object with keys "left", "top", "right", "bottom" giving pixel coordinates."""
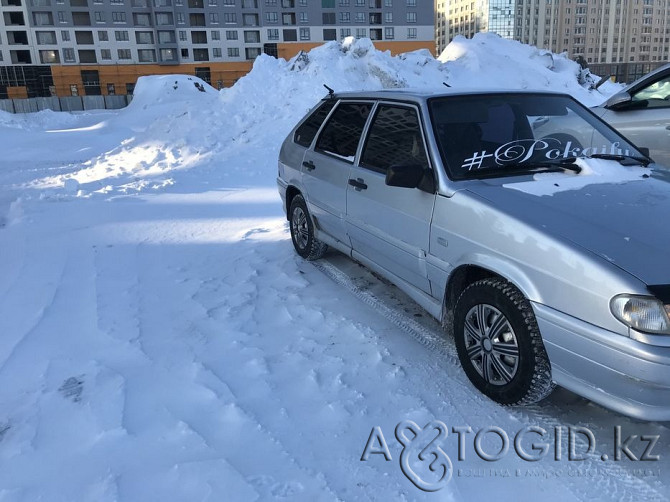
[
  {"left": 323, "top": 84, "right": 335, "bottom": 98},
  {"left": 443, "top": 82, "right": 451, "bottom": 87}
]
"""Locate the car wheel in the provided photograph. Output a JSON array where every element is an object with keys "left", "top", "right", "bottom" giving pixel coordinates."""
[
  {"left": 289, "top": 194, "right": 327, "bottom": 260},
  {"left": 453, "top": 278, "right": 555, "bottom": 405}
]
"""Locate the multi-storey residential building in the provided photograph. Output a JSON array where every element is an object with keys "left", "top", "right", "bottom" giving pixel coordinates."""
[
  {"left": 0, "top": 0, "right": 433, "bottom": 98},
  {"left": 436, "top": 0, "right": 670, "bottom": 82}
]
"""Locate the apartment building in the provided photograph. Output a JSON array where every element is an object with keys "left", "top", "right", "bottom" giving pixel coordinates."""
[
  {"left": 0, "top": 0, "right": 434, "bottom": 98},
  {"left": 436, "top": 0, "right": 670, "bottom": 82}
]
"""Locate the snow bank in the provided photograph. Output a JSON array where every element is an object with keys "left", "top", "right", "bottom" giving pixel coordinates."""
[{"left": 21, "top": 36, "right": 619, "bottom": 196}]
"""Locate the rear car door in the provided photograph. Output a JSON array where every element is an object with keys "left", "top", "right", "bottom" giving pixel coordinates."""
[
  {"left": 302, "top": 101, "right": 373, "bottom": 247},
  {"left": 345, "top": 103, "right": 436, "bottom": 294}
]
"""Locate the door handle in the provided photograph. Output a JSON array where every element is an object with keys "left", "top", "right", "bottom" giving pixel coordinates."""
[
  {"left": 348, "top": 178, "right": 368, "bottom": 191},
  {"left": 302, "top": 160, "right": 316, "bottom": 171}
]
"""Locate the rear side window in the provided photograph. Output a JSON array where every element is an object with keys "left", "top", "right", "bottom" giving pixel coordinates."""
[
  {"left": 315, "top": 102, "right": 372, "bottom": 162},
  {"left": 294, "top": 100, "right": 336, "bottom": 147},
  {"left": 360, "top": 105, "right": 429, "bottom": 173}
]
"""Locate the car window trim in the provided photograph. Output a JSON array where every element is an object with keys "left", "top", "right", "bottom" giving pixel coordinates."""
[
  {"left": 293, "top": 98, "right": 339, "bottom": 149},
  {"left": 357, "top": 100, "right": 435, "bottom": 178},
  {"left": 312, "top": 99, "right": 376, "bottom": 164}
]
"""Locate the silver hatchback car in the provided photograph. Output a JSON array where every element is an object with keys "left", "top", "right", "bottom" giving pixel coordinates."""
[{"left": 277, "top": 89, "right": 670, "bottom": 421}]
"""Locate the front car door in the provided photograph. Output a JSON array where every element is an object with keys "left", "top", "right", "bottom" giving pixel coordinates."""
[
  {"left": 345, "top": 102, "right": 436, "bottom": 295},
  {"left": 302, "top": 100, "right": 373, "bottom": 247}
]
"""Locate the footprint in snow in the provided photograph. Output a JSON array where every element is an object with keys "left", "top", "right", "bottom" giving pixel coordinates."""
[
  {"left": 59, "top": 376, "right": 85, "bottom": 403},
  {"left": 243, "top": 227, "right": 270, "bottom": 239},
  {"left": 0, "top": 423, "right": 10, "bottom": 441}
]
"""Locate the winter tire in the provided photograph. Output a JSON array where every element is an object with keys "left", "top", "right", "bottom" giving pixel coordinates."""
[
  {"left": 453, "top": 278, "right": 555, "bottom": 405},
  {"left": 289, "top": 194, "right": 328, "bottom": 260}
]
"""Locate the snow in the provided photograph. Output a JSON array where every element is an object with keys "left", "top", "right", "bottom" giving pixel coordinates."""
[
  {"left": 0, "top": 36, "right": 667, "bottom": 501},
  {"left": 503, "top": 158, "right": 650, "bottom": 196}
]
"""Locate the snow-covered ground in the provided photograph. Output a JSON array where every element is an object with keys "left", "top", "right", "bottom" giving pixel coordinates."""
[{"left": 0, "top": 35, "right": 667, "bottom": 501}]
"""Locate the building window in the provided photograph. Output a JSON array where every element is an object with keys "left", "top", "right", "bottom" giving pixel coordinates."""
[
  {"left": 136, "top": 31, "right": 154, "bottom": 43},
  {"left": 407, "top": 27, "right": 416, "bottom": 38},
  {"left": 61, "top": 30, "right": 70, "bottom": 41},
  {"left": 267, "top": 28, "right": 279, "bottom": 40},
  {"left": 213, "top": 47, "right": 222, "bottom": 57},
  {"left": 160, "top": 47, "right": 177, "bottom": 61},
  {"left": 385, "top": 12, "right": 392, "bottom": 23},
  {"left": 340, "top": 28, "right": 351, "bottom": 38},
  {"left": 70, "top": 83, "right": 78, "bottom": 95},
  {"left": 323, "top": 28, "right": 336, "bottom": 40},
  {"left": 322, "top": 13, "right": 335, "bottom": 24},
  {"left": 117, "top": 48, "right": 131, "bottom": 59},
  {"left": 98, "top": 30, "right": 108, "bottom": 41},
  {"left": 406, "top": 12, "right": 416, "bottom": 23},
  {"left": 244, "top": 30, "right": 260, "bottom": 42},
  {"left": 299, "top": 12, "right": 308, "bottom": 23},
  {"left": 36, "top": 31, "right": 57, "bottom": 44},
  {"left": 300, "top": 27, "right": 310, "bottom": 40},
  {"left": 176, "top": 12, "right": 185, "bottom": 24},
  {"left": 228, "top": 47, "right": 240, "bottom": 57},
  {"left": 339, "top": 12, "right": 350, "bottom": 23},
  {"left": 266, "top": 12, "right": 278, "bottom": 23},
  {"left": 181, "top": 48, "right": 189, "bottom": 57},
  {"left": 226, "top": 30, "right": 238, "bottom": 40},
  {"left": 101, "top": 48, "right": 111, "bottom": 59},
  {"left": 114, "top": 30, "right": 129, "bottom": 41},
  {"left": 112, "top": 12, "right": 126, "bottom": 23},
  {"left": 406, "top": 0, "right": 415, "bottom": 5},
  {"left": 155, "top": 13, "right": 173, "bottom": 25},
  {"left": 245, "top": 47, "right": 261, "bottom": 59},
  {"left": 355, "top": 27, "right": 366, "bottom": 38},
  {"left": 322, "top": 0, "right": 334, "bottom": 6},
  {"left": 384, "top": 0, "right": 391, "bottom": 5},
  {"left": 212, "top": 30, "right": 220, "bottom": 40},
  {"left": 355, "top": 12, "right": 365, "bottom": 23},
  {"left": 39, "top": 50, "right": 60, "bottom": 63},
  {"left": 57, "top": 11, "right": 66, "bottom": 23},
  {"left": 94, "top": 11, "right": 105, "bottom": 23},
  {"left": 224, "top": 13, "right": 237, "bottom": 23},
  {"left": 179, "top": 30, "right": 187, "bottom": 40},
  {"left": 210, "top": 13, "right": 219, "bottom": 23},
  {"left": 384, "top": 27, "right": 393, "bottom": 39},
  {"left": 283, "top": 28, "right": 297, "bottom": 41},
  {"left": 107, "top": 83, "right": 115, "bottom": 94}
]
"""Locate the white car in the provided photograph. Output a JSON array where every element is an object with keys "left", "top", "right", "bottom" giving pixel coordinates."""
[{"left": 593, "top": 63, "right": 670, "bottom": 166}]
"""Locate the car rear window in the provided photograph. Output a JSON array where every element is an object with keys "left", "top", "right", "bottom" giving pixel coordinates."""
[{"left": 294, "top": 100, "right": 336, "bottom": 147}]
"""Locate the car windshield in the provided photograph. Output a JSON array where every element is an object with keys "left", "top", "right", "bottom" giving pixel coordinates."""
[{"left": 428, "top": 93, "right": 644, "bottom": 180}]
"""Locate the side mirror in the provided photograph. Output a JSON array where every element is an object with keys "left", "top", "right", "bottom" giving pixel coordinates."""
[
  {"left": 386, "top": 164, "right": 436, "bottom": 193},
  {"left": 605, "top": 91, "right": 633, "bottom": 110},
  {"left": 386, "top": 164, "right": 424, "bottom": 188}
]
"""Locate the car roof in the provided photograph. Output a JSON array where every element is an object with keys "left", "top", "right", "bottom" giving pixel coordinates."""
[{"left": 326, "top": 88, "right": 573, "bottom": 104}]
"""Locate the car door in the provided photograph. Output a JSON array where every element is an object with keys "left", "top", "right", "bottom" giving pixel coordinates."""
[
  {"left": 345, "top": 103, "right": 436, "bottom": 295},
  {"left": 599, "top": 73, "right": 670, "bottom": 166},
  {"left": 302, "top": 101, "right": 373, "bottom": 247}
]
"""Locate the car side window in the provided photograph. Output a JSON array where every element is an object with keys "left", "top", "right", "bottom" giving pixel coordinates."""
[
  {"left": 294, "top": 100, "right": 336, "bottom": 147},
  {"left": 631, "top": 75, "right": 670, "bottom": 109},
  {"left": 360, "top": 105, "right": 429, "bottom": 174},
  {"left": 315, "top": 102, "right": 372, "bottom": 162}
]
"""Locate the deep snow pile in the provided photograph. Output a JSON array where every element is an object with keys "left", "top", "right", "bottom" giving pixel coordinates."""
[{"left": 13, "top": 34, "right": 620, "bottom": 198}]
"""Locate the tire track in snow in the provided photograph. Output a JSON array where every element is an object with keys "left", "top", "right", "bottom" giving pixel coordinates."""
[{"left": 313, "top": 258, "right": 668, "bottom": 502}]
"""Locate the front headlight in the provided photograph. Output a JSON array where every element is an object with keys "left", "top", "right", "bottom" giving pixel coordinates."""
[{"left": 610, "top": 294, "right": 670, "bottom": 334}]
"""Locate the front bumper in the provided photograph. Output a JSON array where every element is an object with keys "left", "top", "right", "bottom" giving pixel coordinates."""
[{"left": 534, "top": 302, "right": 670, "bottom": 421}]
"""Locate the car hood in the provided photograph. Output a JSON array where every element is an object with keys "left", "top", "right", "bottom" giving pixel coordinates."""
[{"left": 464, "top": 166, "right": 670, "bottom": 286}]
